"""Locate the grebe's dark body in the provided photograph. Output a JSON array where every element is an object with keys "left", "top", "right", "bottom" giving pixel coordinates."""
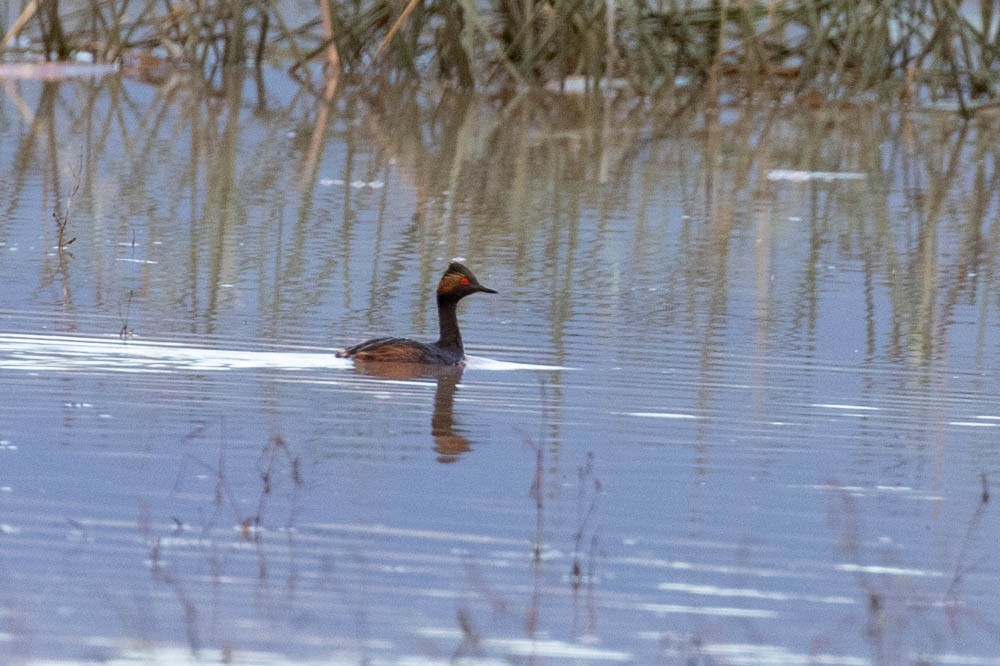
[{"left": 336, "top": 262, "right": 496, "bottom": 365}]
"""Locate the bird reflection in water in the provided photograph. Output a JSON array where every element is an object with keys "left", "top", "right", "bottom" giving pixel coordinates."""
[{"left": 350, "top": 361, "right": 471, "bottom": 463}]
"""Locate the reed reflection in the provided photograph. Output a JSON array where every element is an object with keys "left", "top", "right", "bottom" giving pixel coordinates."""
[
  {"left": 4, "top": 70, "right": 1000, "bottom": 379},
  {"left": 350, "top": 361, "right": 472, "bottom": 463}
]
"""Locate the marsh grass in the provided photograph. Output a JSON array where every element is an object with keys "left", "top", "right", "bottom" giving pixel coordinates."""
[
  {"left": 824, "top": 474, "right": 997, "bottom": 663},
  {"left": 138, "top": 431, "right": 304, "bottom": 655},
  {"left": 52, "top": 153, "right": 80, "bottom": 251},
  {"left": 2, "top": 1, "right": 999, "bottom": 109}
]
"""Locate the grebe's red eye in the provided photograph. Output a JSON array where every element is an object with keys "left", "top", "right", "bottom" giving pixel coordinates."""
[{"left": 460, "top": 277, "right": 470, "bottom": 286}]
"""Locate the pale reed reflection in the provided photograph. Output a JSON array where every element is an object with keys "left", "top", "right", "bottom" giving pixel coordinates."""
[{"left": 5, "top": 72, "right": 997, "bottom": 375}]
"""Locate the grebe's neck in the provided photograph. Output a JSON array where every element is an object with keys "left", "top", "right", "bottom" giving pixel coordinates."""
[{"left": 436, "top": 296, "right": 463, "bottom": 351}]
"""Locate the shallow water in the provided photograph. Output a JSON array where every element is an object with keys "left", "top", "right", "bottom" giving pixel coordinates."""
[{"left": 1, "top": 69, "right": 999, "bottom": 664}]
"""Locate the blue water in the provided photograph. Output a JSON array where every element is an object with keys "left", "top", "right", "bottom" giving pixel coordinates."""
[{"left": 1, "top": 68, "right": 999, "bottom": 664}]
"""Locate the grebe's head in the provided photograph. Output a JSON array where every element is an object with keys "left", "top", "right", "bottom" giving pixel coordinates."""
[{"left": 437, "top": 262, "right": 497, "bottom": 300}]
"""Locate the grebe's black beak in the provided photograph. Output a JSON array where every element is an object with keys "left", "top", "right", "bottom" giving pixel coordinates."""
[{"left": 477, "top": 284, "right": 498, "bottom": 294}]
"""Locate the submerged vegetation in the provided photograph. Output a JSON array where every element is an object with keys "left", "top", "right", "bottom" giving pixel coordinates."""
[{"left": 1, "top": 1, "right": 1000, "bottom": 110}]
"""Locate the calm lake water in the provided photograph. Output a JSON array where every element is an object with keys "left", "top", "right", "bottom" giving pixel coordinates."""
[{"left": 1, "top": 67, "right": 999, "bottom": 664}]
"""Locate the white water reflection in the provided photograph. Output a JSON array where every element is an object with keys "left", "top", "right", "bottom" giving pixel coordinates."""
[
  {"left": 766, "top": 169, "right": 868, "bottom": 182},
  {"left": 464, "top": 355, "right": 567, "bottom": 371},
  {"left": 0, "top": 333, "right": 567, "bottom": 374},
  {"left": 0, "top": 332, "right": 346, "bottom": 372},
  {"left": 412, "top": 630, "right": 633, "bottom": 660},
  {"left": 656, "top": 582, "right": 854, "bottom": 605},
  {"left": 622, "top": 411, "right": 701, "bottom": 419}
]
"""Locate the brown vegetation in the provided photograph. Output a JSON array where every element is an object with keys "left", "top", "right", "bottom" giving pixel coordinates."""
[{"left": 0, "top": 1, "right": 998, "bottom": 111}]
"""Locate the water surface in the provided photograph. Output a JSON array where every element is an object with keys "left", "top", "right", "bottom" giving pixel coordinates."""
[{"left": 1, "top": 69, "right": 999, "bottom": 664}]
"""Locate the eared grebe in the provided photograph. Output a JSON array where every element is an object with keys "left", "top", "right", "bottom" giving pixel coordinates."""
[{"left": 336, "top": 262, "right": 497, "bottom": 365}]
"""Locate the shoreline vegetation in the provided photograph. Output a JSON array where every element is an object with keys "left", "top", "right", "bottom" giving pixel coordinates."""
[{"left": 0, "top": 1, "right": 999, "bottom": 114}]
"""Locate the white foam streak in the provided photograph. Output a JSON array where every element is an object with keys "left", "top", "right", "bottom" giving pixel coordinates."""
[
  {"left": 0, "top": 333, "right": 346, "bottom": 372},
  {"left": 464, "top": 355, "right": 569, "bottom": 371},
  {"left": 0, "top": 334, "right": 566, "bottom": 374}
]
